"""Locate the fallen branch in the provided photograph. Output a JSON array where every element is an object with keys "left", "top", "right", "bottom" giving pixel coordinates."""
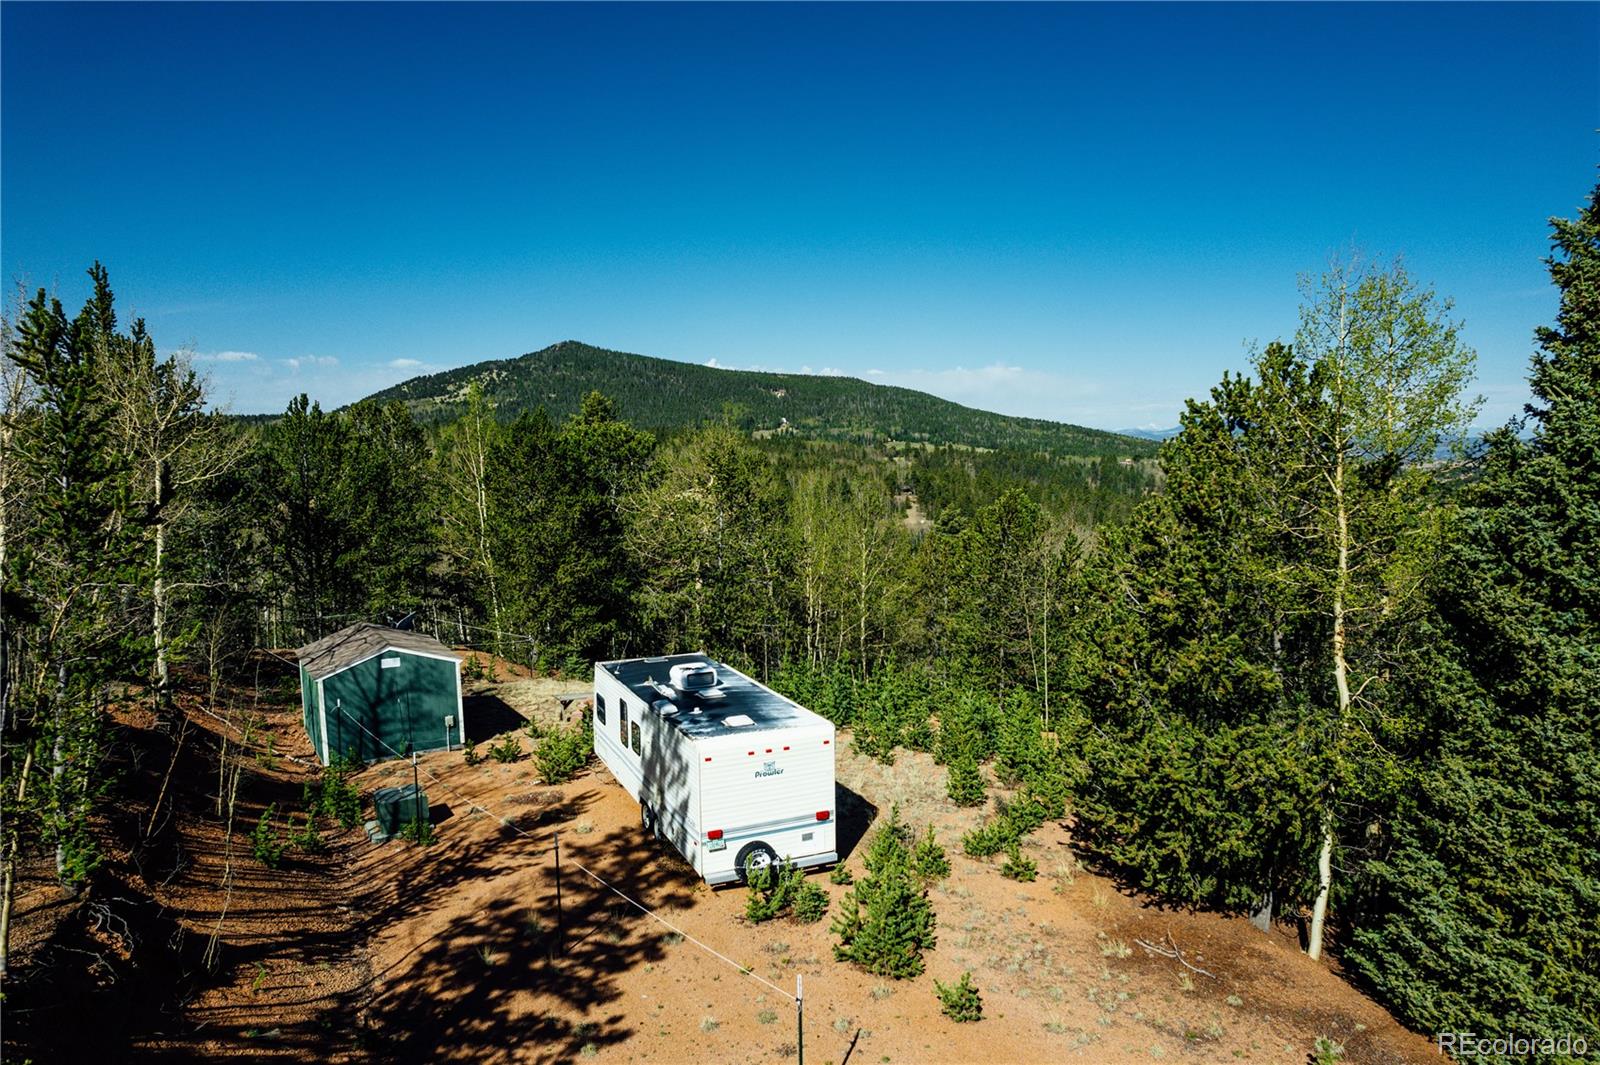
[{"left": 1134, "top": 931, "right": 1217, "bottom": 980}]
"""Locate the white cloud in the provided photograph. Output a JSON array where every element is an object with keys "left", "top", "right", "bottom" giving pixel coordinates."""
[
  {"left": 387, "top": 358, "right": 423, "bottom": 369},
  {"left": 200, "top": 350, "right": 259, "bottom": 362},
  {"left": 704, "top": 357, "right": 724, "bottom": 368},
  {"left": 283, "top": 355, "right": 339, "bottom": 371}
]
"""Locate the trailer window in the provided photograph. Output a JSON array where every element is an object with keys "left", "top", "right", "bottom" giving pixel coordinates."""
[
  {"left": 619, "top": 701, "right": 629, "bottom": 746},
  {"left": 594, "top": 693, "right": 606, "bottom": 725},
  {"left": 630, "top": 720, "right": 642, "bottom": 755}
]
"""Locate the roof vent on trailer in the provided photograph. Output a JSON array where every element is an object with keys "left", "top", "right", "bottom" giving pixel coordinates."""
[
  {"left": 669, "top": 662, "right": 718, "bottom": 694},
  {"left": 724, "top": 714, "right": 754, "bottom": 727}
]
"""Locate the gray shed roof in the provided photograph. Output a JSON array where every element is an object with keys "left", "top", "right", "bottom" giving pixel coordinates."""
[{"left": 296, "top": 622, "right": 460, "bottom": 681}]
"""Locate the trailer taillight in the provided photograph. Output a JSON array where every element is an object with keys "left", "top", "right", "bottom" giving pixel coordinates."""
[
  {"left": 707, "top": 829, "right": 723, "bottom": 840},
  {"left": 816, "top": 810, "right": 831, "bottom": 821}
]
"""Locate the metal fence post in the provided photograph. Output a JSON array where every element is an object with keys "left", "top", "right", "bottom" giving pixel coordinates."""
[{"left": 796, "top": 972, "right": 804, "bottom": 1065}]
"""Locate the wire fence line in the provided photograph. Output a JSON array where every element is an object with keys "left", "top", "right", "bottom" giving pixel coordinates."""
[
  {"left": 234, "top": 644, "right": 883, "bottom": 1055},
  {"left": 320, "top": 681, "right": 798, "bottom": 1003}
]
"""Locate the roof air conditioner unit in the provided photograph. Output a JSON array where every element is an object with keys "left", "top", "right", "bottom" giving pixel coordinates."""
[{"left": 669, "top": 662, "right": 718, "bottom": 693}]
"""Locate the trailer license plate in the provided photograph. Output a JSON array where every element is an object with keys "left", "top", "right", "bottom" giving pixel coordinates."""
[{"left": 708, "top": 838, "right": 726, "bottom": 852}]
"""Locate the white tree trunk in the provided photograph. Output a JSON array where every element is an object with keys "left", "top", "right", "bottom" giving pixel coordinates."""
[{"left": 1309, "top": 458, "right": 1352, "bottom": 962}]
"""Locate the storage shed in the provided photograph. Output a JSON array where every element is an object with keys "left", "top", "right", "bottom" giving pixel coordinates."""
[{"left": 296, "top": 623, "right": 464, "bottom": 765}]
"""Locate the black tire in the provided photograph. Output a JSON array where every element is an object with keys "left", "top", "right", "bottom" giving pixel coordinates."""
[
  {"left": 734, "top": 841, "right": 779, "bottom": 884},
  {"left": 641, "top": 803, "right": 658, "bottom": 837}
]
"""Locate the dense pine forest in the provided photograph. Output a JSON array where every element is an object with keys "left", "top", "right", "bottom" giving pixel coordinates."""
[{"left": 2, "top": 178, "right": 1596, "bottom": 1055}]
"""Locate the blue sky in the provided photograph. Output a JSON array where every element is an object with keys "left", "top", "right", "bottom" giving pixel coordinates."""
[{"left": 3, "top": 3, "right": 1596, "bottom": 429}]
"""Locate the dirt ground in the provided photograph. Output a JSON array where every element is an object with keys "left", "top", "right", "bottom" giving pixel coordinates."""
[{"left": 4, "top": 660, "right": 1439, "bottom": 1065}]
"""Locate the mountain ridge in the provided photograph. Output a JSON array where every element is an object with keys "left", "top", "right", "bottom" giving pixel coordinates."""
[{"left": 361, "top": 340, "right": 1155, "bottom": 458}]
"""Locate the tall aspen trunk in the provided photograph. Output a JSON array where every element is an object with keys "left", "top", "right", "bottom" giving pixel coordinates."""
[
  {"left": 153, "top": 513, "right": 168, "bottom": 707},
  {"left": 0, "top": 748, "right": 34, "bottom": 979},
  {"left": 1309, "top": 454, "right": 1351, "bottom": 962}
]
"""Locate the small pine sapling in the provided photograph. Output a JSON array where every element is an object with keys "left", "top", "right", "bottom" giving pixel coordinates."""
[
  {"left": 911, "top": 826, "right": 950, "bottom": 884},
  {"left": 1000, "top": 840, "right": 1037, "bottom": 882},
  {"left": 792, "top": 881, "right": 830, "bottom": 924},
  {"left": 489, "top": 735, "right": 522, "bottom": 763},
  {"left": 290, "top": 811, "right": 325, "bottom": 853},
  {"left": 829, "top": 864, "right": 854, "bottom": 886},
  {"left": 935, "top": 971, "right": 983, "bottom": 1022},
  {"left": 252, "top": 804, "right": 285, "bottom": 868},
  {"left": 946, "top": 752, "right": 986, "bottom": 807}
]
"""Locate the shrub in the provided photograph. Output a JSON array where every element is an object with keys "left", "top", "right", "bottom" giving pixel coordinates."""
[
  {"left": 306, "top": 753, "right": 363, "bottom": 829},
  {"left": 935, "top": 971, "right": 983, "bottom": 1022},
  {"left": 1000, "top": 841, "right": 1037, "bottom": 882},
  {"left": 747, "top": 861, "right": 829, "bottom": 924},
  {"left": 829, "top": 864, "right": 854, "bottom": 886},
  {"left": 464, "top": 654, "right": 486, "bottom": 681},
  {"left": 252, "top": 805, "right": 284, "bottom": 868},
  {"left": 911, "top": 826, "right": 950, "bottom": 884},
  {"left": 832, "top": 806, "right": 936, "bottom": 978},
  {"left": 399, "top": 816, "right": 435, "bottom": 846},
  {"left": 462, "top": 743, "right": 481, "bottom": 766},
  {"left": 792, "top": 881, "right": 830, "bottom": 924},
  {"left": 534, "top": 715, "right": 594, "bottom": 784},
  {"left": 489, "top": 735, "right": 522, "bottom": 763},
  {"left": 289, "top": 811, "right": 324, "bottom": 854},
  {"left": 946, "top": 753, "right": 986, "bottom": 807},
  {"left": 745, "top": 862, "right": 796, "bottom": 923}
]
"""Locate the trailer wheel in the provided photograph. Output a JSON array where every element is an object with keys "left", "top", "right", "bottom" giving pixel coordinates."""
[
  {"left": 641, "top": 803, "right": 658, "bottom": 837},
  {"left": 735, "top": 841, "right": 779, "bottom": 884}
]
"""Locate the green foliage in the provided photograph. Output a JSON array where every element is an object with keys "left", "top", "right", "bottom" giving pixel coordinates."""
[
  {"left": 252, "top": 805, "right": 285, "bottom": 868},
  {"left": 533, "top": 715, "right": 593, "bottom": 784},
  {"left": 4, "top": 265, "right": 150, "bottom": 892},
  {"left": 934, "top": 971, "right": 983, "bottom": 1022},
  {"left": 744, "top": 861, "right": 817, "bottom": 924},
  {"left": 1340, "top": 182, "right": 1600, "bottom": 1043},
  {"left": 828, "top": 863, "right": 854, "bottom": 886},
  {"left": 305, "top": 754, "right": 363, "bottom": 830},
  {"left": 792, "top": 881, "right": 830, "bottom": 924},
  {"left": 398, "top": 816, "right": 435, "bottom": 846},
  {"left": 488, "top": 735, "right": 522, "bottom": 763},
  {"left": 910, "top": 826, "right": 950, "bottom": 884},
  {"left": 289, "top": 811, "right": 325, "bottom": 854},
  {"left": 999, "top": 841, "right": 1036, "bottom": 882},
  {"left": 831, "top": 807, "right": 937, "bottom": 978},
  {"left": 364, "top": 340, "right": 1154, "bottom": 459},
  {"left": 946, "top": 755, "right": 987, "bottom": 808},
  {"left": 462, "top": 743, "right": 481, "bottom": 766},
  {"left": 961, "top": 790, "right": 1052, "bottom": 860}
]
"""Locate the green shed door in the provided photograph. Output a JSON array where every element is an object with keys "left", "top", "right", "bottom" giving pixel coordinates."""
[{"left": 322, "top": 650, "right": 459, "bottom": 762}]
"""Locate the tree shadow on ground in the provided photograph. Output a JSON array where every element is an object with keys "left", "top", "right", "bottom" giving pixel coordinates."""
[{"left": 352, "top": 790, "right": 707, "bottom": 1064}]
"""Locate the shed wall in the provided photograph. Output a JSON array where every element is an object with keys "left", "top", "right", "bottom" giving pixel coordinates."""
[{"left": 318, "top": 650, "right": 460, "bottom": 763}]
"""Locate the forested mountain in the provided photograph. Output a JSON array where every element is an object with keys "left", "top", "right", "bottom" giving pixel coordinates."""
[
  {"left": 362, "top": 340, "right": 1153, "bottom": 458},
  {"left": 4, "top": 178, "right": 1595, "bottom": 1063}
]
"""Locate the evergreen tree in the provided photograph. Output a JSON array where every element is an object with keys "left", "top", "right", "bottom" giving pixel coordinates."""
[
  {"left": 831, "top": 807, "right": 937, "bottom": 977},
  {"left": 946, "top": 751, "right": 986, "bottom": 807},
  {"left": 1344, "top": 182, "right": 1600, "bottom": 1039},
  {"left": 2, "top": 268, "right": 148, "bottom": 920}
]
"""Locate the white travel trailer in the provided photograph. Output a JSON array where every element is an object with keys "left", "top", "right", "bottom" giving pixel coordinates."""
[{"left": 592, "top": 654, "right": 837, "bottom": 885}]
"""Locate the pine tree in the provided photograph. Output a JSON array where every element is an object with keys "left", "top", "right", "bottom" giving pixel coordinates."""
[
  {"left": 2, "top": 268, "right": 148, "bottom": 921},
  {"left": 831, "top": 807, "right": 937, "bottom": 977},
  {"left": 1343, "top": 181, "right": 1600, "bottom": 1039},
  {"left": 946, "top": 752, "right": 986, "bottom": 807}
]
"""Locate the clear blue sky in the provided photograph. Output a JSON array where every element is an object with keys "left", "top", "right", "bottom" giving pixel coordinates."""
[{"left": 3, "top": 2, "right": 1596, "bottom": 428}]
